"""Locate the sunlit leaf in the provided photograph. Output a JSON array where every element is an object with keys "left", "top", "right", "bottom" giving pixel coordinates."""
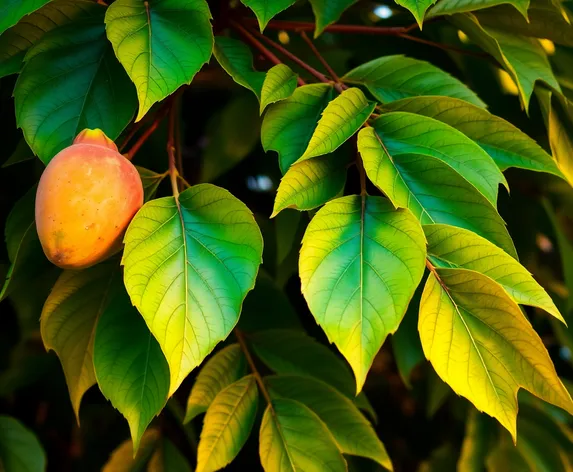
[
  {"left": 260, "top": 64, "right": 298, "bottom": 113},
  {"left": 105, "top": 0, "right": 213, "bottom": 121},
  {"left": 457, "top": 409, "right": 495, "bottom": 472},
  {"left": 300, "top": 195, "right": 427, "bottom": 391},
  {"left": 122, "top": 184, "right": 262, "bottom": 394},
  {"left": 0, "top": 415, "right": 46, "bottom": 472},
  {"left": 240, "top": 0, "right": 297, "bottom": 30}
]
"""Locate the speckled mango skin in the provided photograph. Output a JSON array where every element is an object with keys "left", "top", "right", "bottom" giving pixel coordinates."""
[{"left": 35, "top": 129, "right": 143, "bottom": 269}]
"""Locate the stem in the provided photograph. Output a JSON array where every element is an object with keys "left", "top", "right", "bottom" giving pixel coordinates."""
[
  {"left": 167, "top": 102, "right": 179, "bottom": 199},
  {"left": 356, "top": 153, "right": 367, "bottom": 196},
  {"left": 299, "top": 31, "right": 342, "bottom": 84},
  {"left": 174, "top": 99, "right": 183, "bottom": 190},
  {"left": 235, "top": 329, "right": 273, "bottom": 406},
  {"left": 398, "top": 33, "right": 495, "bottom": 62},
  {"left": 125, "top": 105, "right": 170, "bottom": 160},
  {"left": 248, "top": 28, "right": 331, "bottom": 84}
]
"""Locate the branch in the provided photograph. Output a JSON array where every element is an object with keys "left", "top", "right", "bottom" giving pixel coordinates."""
[
  {"left": 398, "top": 33, "right": 495, "bottom": 63},
  {"left": 299, "top": 30, "right": 342, "bottom": 84},
  {"left": 124, "top": 104, "right": 170, "bottom": 160},
  {"left": 235, "top": 329, "right": 273, "bottom": 406},
  {"left": 167, "top": 101, "right": 179, "bottom": 199}
]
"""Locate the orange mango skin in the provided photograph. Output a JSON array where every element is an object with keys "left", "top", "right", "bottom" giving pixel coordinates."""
[{"left": 35, "top": 129, "right": 143, "bottom": 269}]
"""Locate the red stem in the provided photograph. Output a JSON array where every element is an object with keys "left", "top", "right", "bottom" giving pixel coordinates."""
[
  {"left": 300, "top": 30, "right": 341, "bottom": 83},
  {"left": 242, "top": 18, "right": 419, "bottom": 35},
  {"left": 125, "top": 105, "right": 170, "bottom": 160}
]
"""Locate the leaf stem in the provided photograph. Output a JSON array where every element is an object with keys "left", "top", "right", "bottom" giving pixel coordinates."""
[
  {"left": 167, "top": 101, "right": 179, "bottom": 199},
  {"left": 235, "top": 329, "right": 273, "bottom": 406},
  {"left": 124, "top": 105, "right": 170, "bottom": 160},
  {"left": 397, "top": 33, "right": 495, "bottom": 63}
]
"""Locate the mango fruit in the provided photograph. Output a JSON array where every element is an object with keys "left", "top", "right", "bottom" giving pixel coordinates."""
[{"left": 35, "top": 129, "right": 143, "bottom": 269}]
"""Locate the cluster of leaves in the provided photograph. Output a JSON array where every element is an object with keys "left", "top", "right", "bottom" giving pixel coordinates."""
[{"left": 2, "top": 0, "right": 573, "bottom": 470}]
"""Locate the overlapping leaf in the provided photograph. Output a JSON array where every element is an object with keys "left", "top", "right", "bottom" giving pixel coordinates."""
[
  {"left": 14, "top": 6, "right": 137, "bottom": 163},
  {"left": 122, "top": 184, "right": 262, "bottom": 395},
  {"left": 137, "top": 167, "right": 167, "bottom": 202},
  {"left": 428, "top": 0, "right": 529, "bottom": 18},
  {"left": 267, "top": 375, "right": 392, "bottom": 470},
  {"left": 94, "top": 285, "right": 170, "bottom": 451},
  {"left": 358, "top": 126, "right": 517, "bottom": 256},
  {"left": 0, "top": 0, "right": 52, "bottom": 35},
  {"left": 384, "top": 96, "right": 562, "bottom": 176},
  {"left": 298, "top": 87, "right": 375, "bottom": 162},
  {"left": 300, "top": 195, "right": 427, "bottom": 391},
  {"left": 262, "top": 83, "right": 334, "bottom": 172},
  {"left": 342, "top": 55, "right": 485, "bottom": 107},
  {"left": 196, "top": 376, "right": 258, "bottom": 472},
  {"left": 41, "top": 260, "right": 120, "bottom": 419},
  {"left": 240, "top": 0, "right": 297, "bottom": 31},
  {"left": 260, "top": 64, "right": 298, "bottom": 113},
  {"left": 0, "top": 416, "right": 46, "bottom": 472},
  {"left": 394, "top": 0, "right": 437, "bottom": 28},
  {"left": 184, "top": 344, "right": 247, "bottom": 423},
  {"left": 259, "top": 398, "right": 347, "bottom": 472},
  {"left": 105, "top": 0, "right": 213, "bottom": 121},
  {"left": 102, "top": 429, "right": 160, "bottom": 472},
  {"left": 424, "top": 224, "right": 563, "bottom": 321},
  {"left": 419, "top": 267, "right": 573, "bottom": 438}
]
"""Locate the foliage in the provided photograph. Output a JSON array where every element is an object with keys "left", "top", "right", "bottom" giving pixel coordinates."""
[{"left": 2, "top": 0, "right": 573, "bottom": 470}]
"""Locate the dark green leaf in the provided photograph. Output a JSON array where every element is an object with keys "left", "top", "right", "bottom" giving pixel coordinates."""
[
  {"left": 148, "top": 438, "right": 191, "bottom": 472},
  {"left": 0, "top": 416, "right": 46, "bottom": 472},
  {"left": 0, "top": 0, "right": 52, "bottom": 35},
  {"left": 239, "top": 0, "right": 297, "bottom": 30},
  {"left": 2, "top": 139, "right": 35, "bottom": 168},
  {"left": 309, "top": 0, "right": 356, "bottom": 37},
  {"left": 137, "top": 166, "right": 167, "bottom": 202}
]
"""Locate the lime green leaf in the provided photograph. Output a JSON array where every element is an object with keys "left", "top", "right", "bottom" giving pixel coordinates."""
[
  {"left": 148, "top": 438, "right": 191, "bottom": 472},
  {"left": 0, "top": 0, "right": 52, "bottom": 35},
  {"left": 14, "top": 7, "right": 137, "bottom": 163},
  {"left": 451, "top": 13, "right": 560, "bottom": 111},
  {"left": 369, "top": 112, "right": 506, "bottom": 205},
  {"left": 357, "top": 127, "right": 516, "bottom": 257},
  {"left": 384, "top": 96, "right": 562, "bottom": 176},
  {"left": 105, "top": 0, "right": 213, "bottom": 121},
  {"left": 94, "top": 285, "right": 170, "bottom": 452},
  {"left": 1, "top": 186, "right": 51, "bottom": 301},
  {"left": 267, "top": 375, "right": 392, "bottom": 471},
  {"left": 424, "top": 224, "right": 564, "bottom": 322},
  {"left": 197, "top": 375, "right": 258, "bottom": 472},
  {"left": 184, "top": 344, "right": 247, "bottom": 423},
  {"left": 428, "top": 0, "right": 529, "bottom": 18},
  {"left": 419, "top": 268, "right": 573, "bottom": 439},
  {"left": 202, "top": 94, "right": 261, "bottom": 182},
  {"left": 262, "top": 83, "right": 334, "bottom": 173},
  {"left": 102, "top": 429, "right": 160, "bottom": 472},
  {"left": 342, "top": 55, "right": 485, "bottom": 107},
  {"left": 299, "top": 88, "right": 375, "bottom": 162},
  {"left": 458, "top": 410, "right": 495, "bottom": 472},
  {"left": 213, "top": 36, "right": 265, "bottom": 100},
  {"left": 41, "top": 261, "right": 120, "bottom": 419},
  {"left": 259, "top": 398, "right": 347, "bottom": 472},
  {"left": 394, "top": 0, "right": 437, "bottom": 28},
  {"left": 240, "top": 0, "right": 297, "bottom": 30},
  {"left": 122, "top": 184, "right": 263, "bottom": 395},
  {"left": 136, "top": 167, "right": 167, "bottom": 202},
  {"left": 272, "top": 147, "right": 350, "bottom": 216},
  {"left": 261, "top": 64, "right": 298, "bottom": 113},
  {"left": 300, "top": 195, "right": 427, "bottom": 391},
  {"left": 476, "top": 0, "right": 573, "bottom": 47},
  {"left": 309, "top": 0, "right": 356, "bottom": 37},
  {"left": 0, "top": 416, "right": 46, "bottom": 472},
  {"left": 0, "top": 0, "right": 99, "bottom": 78}
]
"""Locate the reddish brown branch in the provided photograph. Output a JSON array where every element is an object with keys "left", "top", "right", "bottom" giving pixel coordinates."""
[
  {"left": 300, "top": 30, "right": 341, "bottom": 83},
  {"left": 124, "top": 105, "right": 170, "bottom": 160}
]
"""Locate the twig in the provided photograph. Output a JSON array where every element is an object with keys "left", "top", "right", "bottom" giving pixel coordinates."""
[
  {"left": 235, "top": 329, "right": 273, "bottom": 406},
  {"left": 300, "top": 31, "right": 341, "bottom": 82},
  {"left": 398, "top": 33, "right": 496, "bottom": 63},
  {"left": 124, "top": 105, "right": 170, "bottom": 160},
  {"left": 167, "top": 102, "right": 179, "bottom": 199}
]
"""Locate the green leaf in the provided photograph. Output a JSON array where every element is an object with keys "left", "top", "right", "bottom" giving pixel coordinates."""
[
  {"left": 300, "top": 195, "right": 427, "bottom": 391},
  {"left": 394, "top": 0, "right": 437, "bottom": 28},
  {"left": 1, "top": 186, "right": 51, "bottom": 301},
  {"left": 369, "top": 112, "right": 506, "bottom": 205},
  {"left": 102, "top": 429, "right": 160, "bottom": 472},
  {"left": 419, "top": 267, "right": 573, "bottom": 439},
  {"left": 213, "top": 36, "right": 265, "bottom": 100},
  {"left": 262, "top": 83, "right": 334, "bottom": 173},
  {"left": 196, "top": 375, "right": 259, "bottom": 472},
  {"left": 248, "top": 329, "right": 357, "bottom": 397},
  {"left": 148, "top": 438, "right": 191, "bottom": 472},
  {"left": 94, "top": 284, "right": 170, "bottom": 452},
  {"left": 266, "top": 375, "right": 392, "bottom": 471},
  {"left": 259, "top": 398, "right": 347, "bottom": 472},
  {"left": 424, "top": 224, "right": 564, "bottom": 322},
  {"left": 137, "top": 167, "right": 167, "bottom": 202},
  {"left": 0, "top": 0, "right": 52, "bottom": 35},
  {"left": 357, "top": 126, "right": 517, "bottom": 257},
  {"left": 309, "top": 0, "right": 356, "bottom": 37},
  {"left": 476, "top": 0, "right": 573, "bottom": 47},
  {"left": 105, "top": 0, "right": 213, "bottom": 121},
  {"left": 240, "top": 0, "right": 297, "bottom": 30},
  {"left": 272, "top": 147, "right": 351, "bottom": 216},
  {"left": 342, "top": 55, "right": 485, "bottom": 108},
  {"left": 14, "top": 7, "right": 137, "bottom": 163},
  {"left": 40, "top": 261, "right": 119, "bottom": 419},
  {"left": 122, "top": 184, "right": 263, "bottom": 395},
  {"left": 184, "top": 344, "right": 247, "bottom": 423},
  {"left": 0, "top": 416, "right": 46, "bottom": 472},
  {"left": 457, "top": 410, "right": 495, "bottom": 472},
  {"left": 298, "top": 88, "right": 375, "bottom": 162},
  {"left": 451, "top": 13, "right": 561, "bottom": 111},
  {"left": 428, "top": 0, "right": 529, "bottom": 18},
  {"left": 202, "top": 94, "right": 261, "bottom": 182},
  {"left": 0, "top": 0, "right": 100, "bottom": 78},
  {"left": 260, "top": 64, "right": 298, "bottom": 113},
  {"left": 2, "top": 139, "right": 35, "bottom": 168},
  {"left": 383, "top": 96, "right": 562, "bottom": 176}
]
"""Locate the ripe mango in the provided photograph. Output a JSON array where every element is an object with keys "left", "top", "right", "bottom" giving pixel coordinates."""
[{"left": 35, "top": 129, "right": 143, "bottom": 269}]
